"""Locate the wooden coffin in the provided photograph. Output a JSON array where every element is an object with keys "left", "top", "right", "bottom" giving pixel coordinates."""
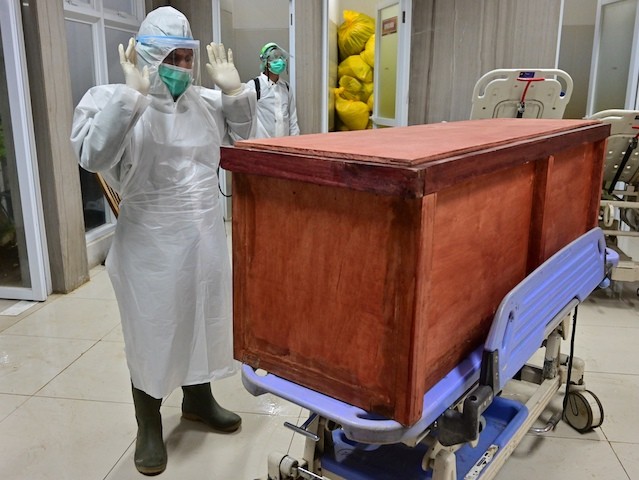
[{"left": 220, "top": 118, "right": 609, "bottom": 426}]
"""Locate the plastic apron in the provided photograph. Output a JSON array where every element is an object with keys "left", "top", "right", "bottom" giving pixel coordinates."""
[{"left": 106, "top": 90, "right": 235, "bottom": 399}]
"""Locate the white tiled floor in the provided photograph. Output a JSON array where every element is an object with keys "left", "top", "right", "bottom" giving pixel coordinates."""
[{"left": 0, "top": 268, "right": 638, "bottom": 479}]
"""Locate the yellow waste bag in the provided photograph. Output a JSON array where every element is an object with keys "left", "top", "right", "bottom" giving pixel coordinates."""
[
  {"left": 334, "top": 87, "right": 370, "bottom": 131},
  {"left": 367, "top": 93, "right": 374, "bottom": 112},
  {"left": 338, "top": 55, "right": 373, "bottom": 84},
  {"left": 360, "top": 34, "right": 375, "bottom": 68},
  {"left": 361, "top": 81, "right": 374, "bottom": 103},
  {"left": 337, "top": 10, "right": 375, "bottom": 59},
  {"left": 339, "top": 75, "right": 364, "bottom": 100}
]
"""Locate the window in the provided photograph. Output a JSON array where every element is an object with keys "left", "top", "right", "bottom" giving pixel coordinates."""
[{"left": 64, "top": 0, "right": 144, "bottom": 235}]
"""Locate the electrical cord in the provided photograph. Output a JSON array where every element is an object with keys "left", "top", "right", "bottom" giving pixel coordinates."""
[
  {"left": 217, "top": 167, "right": 232, "bottom": 198},
  {"left": 561, "top": 305, "right": 578, "bottom": 418}
]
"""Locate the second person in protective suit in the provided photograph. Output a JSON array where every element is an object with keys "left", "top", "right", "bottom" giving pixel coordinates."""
[
  {"left": 246, "top": 42, "right": 300, "bottom": 138},
  {"left": 70, "top": 6, "right": 256, "bottom": 476}
]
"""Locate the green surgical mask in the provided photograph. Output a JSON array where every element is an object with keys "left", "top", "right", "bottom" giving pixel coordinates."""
[
  {"left": 158, "top": 63, "right": 192, "bottom": 98},
  {"left": 269, "top": 58, "right": 286, "bottom": 75}
]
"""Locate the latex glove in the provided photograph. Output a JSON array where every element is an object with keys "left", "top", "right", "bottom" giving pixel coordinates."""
[
  {"left": 206, "top": 43, "right": 242, "bottom": 96},
  {"left": 118, "top": 37, "right": 150, "bottom": 95}
]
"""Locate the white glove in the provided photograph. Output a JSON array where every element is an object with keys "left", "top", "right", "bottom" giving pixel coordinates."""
[
  {"left": 118, "top": 37, "right": 150, "bottom": 95},
  {"left": 206, "top": 42, "right": 242, "bottom": 96}
]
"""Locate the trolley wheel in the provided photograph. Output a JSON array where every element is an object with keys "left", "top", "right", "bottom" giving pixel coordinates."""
[{"left": 563, "top": 389, "right": 604, "bottom": 433}]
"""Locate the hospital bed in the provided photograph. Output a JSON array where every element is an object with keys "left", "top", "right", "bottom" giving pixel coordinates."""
[
  {"left": 588, "top": 109, "right": 639, "bottom": 282},
  {"left": 244, "top": 227, "right": 617, "bottom": 480},
  {"left": 470, "top": 68, "right": 573, "bottom": 120}
]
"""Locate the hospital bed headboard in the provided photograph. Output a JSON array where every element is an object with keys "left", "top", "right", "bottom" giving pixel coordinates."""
[
  {"left": 470, "top": 68, "right": 573, "bottom": 120},
  {"left": 588, "top": 109, "right": 639, "bottom": 189}
]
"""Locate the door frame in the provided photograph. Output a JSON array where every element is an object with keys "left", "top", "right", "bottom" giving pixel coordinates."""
[
  {"left": 0, "top": 0, "right": 50, "bottom": 300},
  {"left": 586, "top": 0, "right": 639, "bottom": 115},
  {"left": 372, "top": 0, "right": 412, "bottom": 128},
  {"left": 211, "top": 0, "right": 295, "bottom": 220}
]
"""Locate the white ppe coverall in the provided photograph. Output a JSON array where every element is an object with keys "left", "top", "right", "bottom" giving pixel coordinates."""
[
  {"left": 247, "top": 73, "right": 300, "bottom": 138},
  {"left": 70, "top": 8, "right": 256, "bottom": 399}
]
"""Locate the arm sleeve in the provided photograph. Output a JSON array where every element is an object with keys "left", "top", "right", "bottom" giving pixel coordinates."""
[
  {"left": 288, "top": 87, "right": 300, "bottom": 136},
  {"left": 222, "top": 84, "right": 258, "bottom": 144},
  {"left": 70, "top": 84, "right": 151, "bottom": 173}
]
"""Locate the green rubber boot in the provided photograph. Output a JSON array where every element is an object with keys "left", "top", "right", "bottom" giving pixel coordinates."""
[
  {"left": 181, "top": 383, "right": 242, "bottom": 432},
  {"left": 131, "top": 385, "right": 167, "bottom": 476}
]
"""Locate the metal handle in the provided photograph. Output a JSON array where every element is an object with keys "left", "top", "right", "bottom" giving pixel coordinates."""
[
  {"left": 296, "top": 465, "right": 325, "bottom": 480},
  {"left": 530, "top": 411, "right": 562, "bottom": 434},
  {"left": 284, "top": 413, "right": 320, "bottom": 442}
]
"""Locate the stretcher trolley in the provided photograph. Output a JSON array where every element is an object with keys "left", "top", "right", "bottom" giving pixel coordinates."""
[
  {"left": 243, "top": 227, "right": 618, "bottom": 480},
  {"left": 588, "top": 109, "right": 639, "bottom": 282},
  {"left": 470, "top": 68, "right": 573, "bottom": 120}
]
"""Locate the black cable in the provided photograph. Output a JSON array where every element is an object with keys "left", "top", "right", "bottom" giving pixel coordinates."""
[
  {"left": 217, "top": 167, "right": 232, "bottom": 198},
  {"left": 561, "top": 305, "right": 578, "bottom": 418},
  {"left": 607, "top": 136, "right": 638, "bottom": 195}
]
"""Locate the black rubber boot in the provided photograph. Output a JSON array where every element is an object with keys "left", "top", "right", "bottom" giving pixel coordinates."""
[
  {"left": 181, "top": 383, "right": 242, "bottom": 432},
  {"left": 131, "top": 385, "right": 167, "bottom": 476}
]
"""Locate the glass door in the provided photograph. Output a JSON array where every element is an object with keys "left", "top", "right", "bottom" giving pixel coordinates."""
[
  {"left": 0, "top": 0, "right": 50, "bottom": 300},
  {"left": 587, "top": 0, "right": 639, "bottom": 115},
  {"left": 64, "top": 0, "right": 144, "bottom": 265}
]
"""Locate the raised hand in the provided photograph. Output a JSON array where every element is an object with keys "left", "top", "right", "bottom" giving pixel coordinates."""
[
  {"left": 205, "top": 43, "right": 242, "bottom": 96},
  {"left": 118, "top": 37, "right": 150, "bottom": 95}
]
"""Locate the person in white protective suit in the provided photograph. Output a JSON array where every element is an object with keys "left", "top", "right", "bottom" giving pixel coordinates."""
[
  {"left": 70, "top": 7, "right": 256, "bottom": 476},
  {"left": 246, "top": 42, "right": 300, "bottom": 138}
]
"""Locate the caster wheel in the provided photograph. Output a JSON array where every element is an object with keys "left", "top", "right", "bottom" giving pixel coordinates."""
[{"left": 563, "top": 390, "right": 604, "bottom": 433}]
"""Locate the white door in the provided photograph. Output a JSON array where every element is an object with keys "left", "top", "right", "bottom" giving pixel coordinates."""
[
  {"left": 212, "top": 0, "right": 293, "bottom": 220},
  {"left": 372, "top": 0, "right": 411, "bottom": 128},
  {"left": 0, "top": 0, "right": 50, "bottom": 301},
  {"left": 587, "top": 0, "right": 639, "bottom": 115}
]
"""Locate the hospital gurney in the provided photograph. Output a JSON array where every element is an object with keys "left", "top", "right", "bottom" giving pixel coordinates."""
[
  {"left": 588, "top": 109, "right": 639, "bottom": 282},
  {"left": 470, "top": 68, "right": 573, "bottom": 120},
  {"left": 243, "top": 227, "right": 617, "bottom": 480}
]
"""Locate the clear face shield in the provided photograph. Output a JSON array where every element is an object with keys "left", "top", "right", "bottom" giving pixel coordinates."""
[
  {"left": 136, "top": 35, "right": 201, "bottom": 92},
  {"left": 261, "top": 46, "right": 290, "bottom": 75}
]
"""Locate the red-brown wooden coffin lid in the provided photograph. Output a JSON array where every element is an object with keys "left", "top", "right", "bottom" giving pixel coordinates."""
[{"left": 221, "top": 118, "right": 610, "bottom": 198}]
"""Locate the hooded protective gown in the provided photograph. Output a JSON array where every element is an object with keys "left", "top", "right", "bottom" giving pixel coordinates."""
[
  {"left": 246, "top": 73, "right": 300, "bottom": 138},
  {"left": 70, "top": 7, "right": 256, "bottom": 399}
]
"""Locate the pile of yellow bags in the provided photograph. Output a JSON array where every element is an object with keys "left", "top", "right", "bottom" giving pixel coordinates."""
[{"left": 334, "top": 11, "right": 375, "bottom": 131}]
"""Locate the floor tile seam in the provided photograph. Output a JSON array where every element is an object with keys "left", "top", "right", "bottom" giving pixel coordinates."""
[
  {"left": 522, "top": 431, "right": 609, "bottom": 443},
  {"left": 159, "top": 403, "right": 301, "bottom": 421},
  {"left": 583, "top": 370, "right": 639, "bottom": 377},
  {"left": 610, "top": 439, "right": 639, "bottom": 445},
  {"left": 0, "top": 395, "right": 30, "bottom": 426},
  {"left": 98, "top": 338, "right": 125, "bottom": 344},
  {"left": 577, "top": 321, "right": 639, "bottom": 327},
  {"left": 99, "top": 323, "right": 124, "bottom": 341},
  {"left": 0, "top": 392, "right": 30, "bottom": 398},
  {"left": 232, "top": 409, "right": 303, "bottom": 417},
  {"left": 65, "top": 294, "right": 117, "bottom": 301},
  {"left": 0, "top": 321, "right": 21, "bottom": 335},
  {"left": 53, "top": 292, "right": 114, "bottom": 300},
  {"left": 26, "top": 393, "right": 134, "bottom": 406},
  {"left": 160, "top": 402, "right": 301, "bottom": 418},
  {"left": 101, "top": 438, "right": 136, "bottom": 480},
  {"left": 29, "top": 339, "right": 100, "bottom": 396},
  {"left": 609, "top": 442, "right": 634, "bottom": 480},
  {"left": 286, "top": 431, "right": 297, "bottom": 456},
  {"left": 0, "top": 331, "right": 114, "bottom": 342},
  {"left": 0, "top": 299, "right": 54, "bottom": 322}
]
